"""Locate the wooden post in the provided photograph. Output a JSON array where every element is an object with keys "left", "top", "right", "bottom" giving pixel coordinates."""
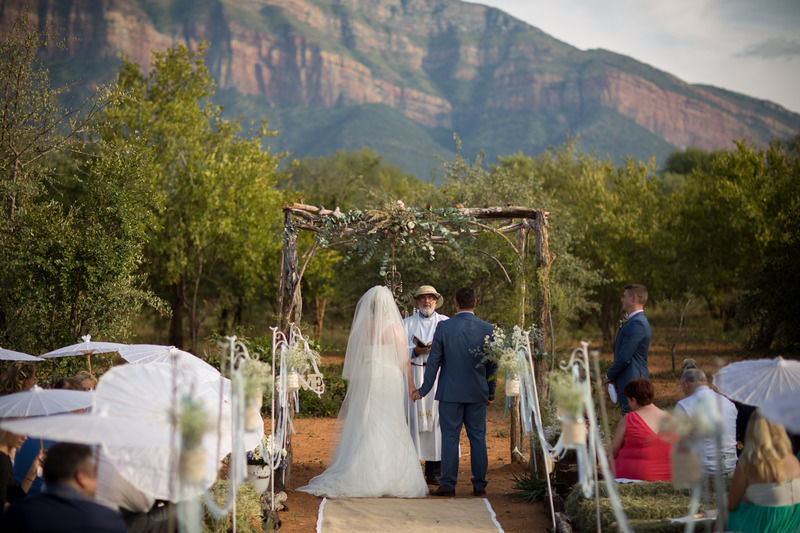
[
  {"left": 281, "top": 214, "right": 302, "bottom": 328},
  {"left": 509, "top": 224, "right": 529, "bottom": 463},
  {"left": 532, "top": 210, "right": 553, "bottom": 399}
]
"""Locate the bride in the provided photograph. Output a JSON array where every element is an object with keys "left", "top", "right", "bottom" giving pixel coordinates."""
[{"left": 298, "top": 285, "right": 428, "bottom": 498}]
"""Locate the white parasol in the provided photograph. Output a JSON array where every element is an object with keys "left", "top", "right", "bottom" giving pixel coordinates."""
[
  {"left": 0, "top": 411, "right": 169, "bottom": 448},
  {"left": 95, "top": 361, "right": 260, "bottom": 500},
  {"left": 713, "top": 356, "right": 800, "bottom": 407},
  {"left": 0, "top": 385, "right": 93, "bottom": 418},
  {"left": 0, "top": 347, "right": 44, "bottom": 361},
  {"left": 117, "top": 344, "right": 223, "bottom": 384},
  {"left": 40, "top": 334, "right": 127, "bottom": 374},
  {"left": 759, "top": 389, "right": 800, "bottom": 433}
]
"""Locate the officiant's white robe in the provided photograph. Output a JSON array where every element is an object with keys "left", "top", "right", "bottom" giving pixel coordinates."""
[{"left": 403, "top": 310, "right": 448, "bottom": 461}]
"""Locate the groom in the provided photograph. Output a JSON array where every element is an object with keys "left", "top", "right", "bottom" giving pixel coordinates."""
[{"left": 412, "top": 287, "right": 496, "bottom": 497}]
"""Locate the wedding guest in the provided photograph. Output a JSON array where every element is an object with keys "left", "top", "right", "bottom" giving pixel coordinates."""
[
  {"left": 298, "top": 286, "right": 427, "bottom": 498},
  {"left": 676, "top": 359, "right": 738, "bottom": 475},
  {"left": 13, "top": 376, "right": 85, "bottom": 496},
  {"left": 604, "top": 284, "right": 651, "bottom": 414},
  {"left": 72, "top": 371, "right": 97, "bottom": 391},
  {"left": 0, "top": 362, "right": 37, "bottom": 395},
  {"left": 612, "top": 378, "right": 672, "bottom": 481},
  {"left": 0, "top": 430, "right": 43, "bottom": 511},
  {"left": 727, "top": 413, "right": 800, "bottom": 533},
  {"left": 403, "top": 284, "right": 448, "bottom": 485},
  {"left": 414, "top": 287, "right": 496, "bottom": 497},
  {"left": 1, "top": 442, "right": 126, "bottom": 532}
]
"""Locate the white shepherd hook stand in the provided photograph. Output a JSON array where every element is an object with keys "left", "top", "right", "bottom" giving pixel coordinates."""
[{"left": 520, "top": 339, "right": 633, "bottom": 533}]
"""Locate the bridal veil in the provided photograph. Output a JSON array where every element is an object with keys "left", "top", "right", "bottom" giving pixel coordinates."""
[{"left": 298, "top": 285, "right": 427, "bottom": 497}]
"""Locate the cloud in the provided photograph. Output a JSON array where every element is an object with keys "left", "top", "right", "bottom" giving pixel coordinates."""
[{"left": 737, "top": 37, "right": 800, "bottom": 59}]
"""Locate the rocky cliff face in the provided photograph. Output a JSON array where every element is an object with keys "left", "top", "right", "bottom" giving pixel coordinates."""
[{"left": 4, "top": 0, "right": 798, "bottom": 163}]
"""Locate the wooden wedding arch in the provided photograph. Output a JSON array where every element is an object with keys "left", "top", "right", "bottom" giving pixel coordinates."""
[{"left": 277, "top": 201, "right": 555, "bottom": 465}]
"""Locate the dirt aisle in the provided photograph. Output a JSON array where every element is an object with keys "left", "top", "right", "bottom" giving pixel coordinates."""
[{"left": 278, "top": 401, "right": 550, "bottom": 532}]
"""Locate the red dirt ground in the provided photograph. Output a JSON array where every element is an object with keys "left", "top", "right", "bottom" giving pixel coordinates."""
[{"left": 276, "top": 400, "right": 551, "bottom": 532}]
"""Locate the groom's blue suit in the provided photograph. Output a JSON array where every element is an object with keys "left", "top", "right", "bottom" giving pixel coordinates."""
[
  {"left": 419, "top": 311, "right": 496, "bottom": 493},
  {"left": 606, "top": 311, "right": 651, "bottom": 413}
]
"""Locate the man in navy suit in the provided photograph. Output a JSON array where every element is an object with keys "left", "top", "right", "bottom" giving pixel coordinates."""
[
  {"left": 412, "top": 287, "right": 496, "bottom": 497},
  {"left": 2, "top": 442, "right": 126, "bottom": 533},
  {"left": 604, "top": 284, "right": 652, "bottom": 414}
]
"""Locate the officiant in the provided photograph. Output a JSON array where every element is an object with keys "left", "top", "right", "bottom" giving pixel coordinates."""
[{"left": 403, "top": 284, "right": 448, "bottom": 485}]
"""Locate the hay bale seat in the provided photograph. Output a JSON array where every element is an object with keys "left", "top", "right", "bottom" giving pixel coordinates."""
[{"left": 564, "top": 481, "right": 722, "bottom": 532}]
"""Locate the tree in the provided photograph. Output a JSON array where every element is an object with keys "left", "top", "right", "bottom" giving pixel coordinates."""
[
  {"left": 0, "top": 13, "right": 161, "bottom": 352},
  {"left": 98, "top": 43, "right": 283, "bottom": 351},
  {"left": 671, "top": 139, "right": 800, "bottom": 349}
]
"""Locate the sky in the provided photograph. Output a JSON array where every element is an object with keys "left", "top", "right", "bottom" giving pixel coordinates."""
[{"left": 480, "top": 0, "right": 800, "bottom": 113}]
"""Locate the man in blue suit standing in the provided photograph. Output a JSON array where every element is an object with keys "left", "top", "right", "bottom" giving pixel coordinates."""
[
  {"left": 412, "top": 287, "right": 496, "bottom": 497},
  {"left": 604, "top": 284, "right": 651, "bottom": 414}
]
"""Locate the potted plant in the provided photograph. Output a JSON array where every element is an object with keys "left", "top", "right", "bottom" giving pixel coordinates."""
[
  {"left": 242, "top": 359, "right": 272, "bottom": 431},
  {"left": 281, "top": 338, "right": 321, "bottom": 393},
  {"left": 175, "top": 395, "right": 212, "bottom": 483},
  {"left": 245, "top": 434, "right": 286, "bottom": 493},
  {"left": 245, "top": 437, "right": 270, "bottom": 493},
  {"left": 549, "top": 370, "right": 586, "bottom": 446}
]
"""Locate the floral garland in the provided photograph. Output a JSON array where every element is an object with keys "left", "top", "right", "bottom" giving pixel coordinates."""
[{"left": 312, "top": 201, "right": 476, "bottom": 275}]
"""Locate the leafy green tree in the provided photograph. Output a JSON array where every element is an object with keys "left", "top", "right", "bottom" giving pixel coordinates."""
[
  {"left": 98, "top": 43, "right": 283, "bottom": 351},
  {"left": 0, "top": 13, "right": 161, "bottom": 352},
  {"left": 671, "top": 139, "right": 800, "bottom": 349}
]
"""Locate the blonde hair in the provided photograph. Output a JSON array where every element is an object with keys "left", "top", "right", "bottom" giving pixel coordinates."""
[
  {"left": 73, "top": 370, "right": 97, "bottom": 389},
  {"left": 740, "top": 412, "right": 793, "bottom": 483}
]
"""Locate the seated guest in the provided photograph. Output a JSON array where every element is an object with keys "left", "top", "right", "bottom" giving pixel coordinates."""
[
  {"left": 612, "top": 377, "right": 673, "bottom": 481},
  {"left": 96, "top": 450, "right": 171, "bottom": 533},
  {"left": 727, "top": 413, "right": 800, "bottom": 533},
  {"left": 14, "top": 377, "right": 84, "bottom": 496},
  {"left": 675, "top": 359, "right": 738, "bottom": 475},
  {"left": 0, "top": 362, "right": 37, "bottom": 395},
  {"left": 1, "top": 442, "right": 126, "bottom": 532},
  {"left": 0, "top": 430, "right": 42, "bottom": 510},
  {"left": 72, "top": 371, "right": 97, "bottom": 392}
]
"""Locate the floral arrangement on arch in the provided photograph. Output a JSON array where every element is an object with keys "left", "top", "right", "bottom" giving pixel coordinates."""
[{"left": 311, "top": 200, "right": 476, "bottom": 276}]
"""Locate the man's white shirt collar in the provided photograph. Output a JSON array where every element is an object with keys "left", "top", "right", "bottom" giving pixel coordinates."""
[{"left": 626, "top": 309, "right": 643, "bottom": 320}]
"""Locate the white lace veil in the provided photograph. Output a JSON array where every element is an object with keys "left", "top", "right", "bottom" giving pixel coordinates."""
[{"left": 341, "top": 285, "right": 407, "bottom": 380}]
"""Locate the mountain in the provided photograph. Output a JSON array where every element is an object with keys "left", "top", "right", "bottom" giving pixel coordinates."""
[{"left": 4, "top": 0, "right": 799, "bottom": 178}]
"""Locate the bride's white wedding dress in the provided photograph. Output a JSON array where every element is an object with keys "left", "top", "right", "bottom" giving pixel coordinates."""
[{"left": 298, "top": 287, "right": 427, "bottom": 498}]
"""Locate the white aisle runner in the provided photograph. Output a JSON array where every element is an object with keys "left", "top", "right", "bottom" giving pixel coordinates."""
[{"left": 317, "top": 497, "right": 505, "bottom": 533}]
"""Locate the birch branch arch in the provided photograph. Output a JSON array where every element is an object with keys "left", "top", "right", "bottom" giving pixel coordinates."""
[{"left": 278, "top": 202, "right": 555, "bottom": 464}]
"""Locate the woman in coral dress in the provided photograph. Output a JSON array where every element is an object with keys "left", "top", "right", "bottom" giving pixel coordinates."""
[{"left": 612, "top": 378, "right": 672, "bottom": 481}]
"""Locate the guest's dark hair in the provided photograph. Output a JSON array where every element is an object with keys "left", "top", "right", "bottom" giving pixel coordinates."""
[
  {"left": 624, "top": 284, "right": 648, "bottom": 306},
  {"left": 455, "top": 287, "right": 476, "bottom": 309},
  {"left": 623, "top": 377, "right": 654, "bottom": 406},
  {"left": 43, "top": 443, "right": 94, "bottom": 484}
]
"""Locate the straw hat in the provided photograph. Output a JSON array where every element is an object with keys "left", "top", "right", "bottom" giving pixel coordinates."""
[{"left": 413, "top": 285, "right": 443, "bottom": 308}]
